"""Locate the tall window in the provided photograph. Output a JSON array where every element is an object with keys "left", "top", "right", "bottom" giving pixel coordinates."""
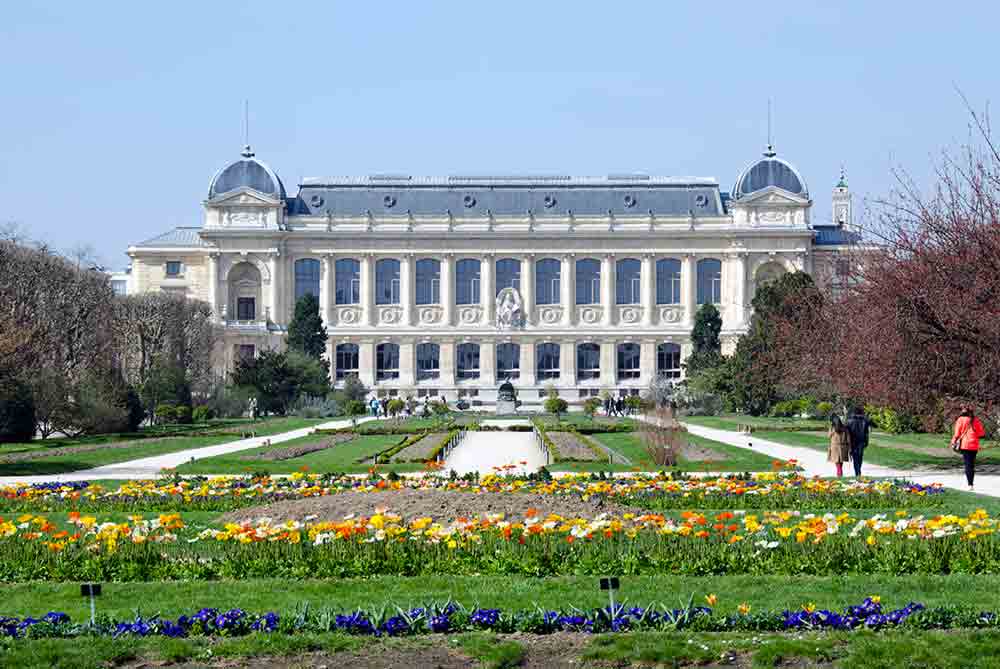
[
  {"left": 495, "top": 258, "right": 521, "bottom": 294},
  {"left": 294, "top": 258, "right": 321, "bottom": 302},
  {"left": 617, "top": 343, "right": 641, "bottom": 380},
  {"left": 656, "top": 258, "right": 682, "bottom": 305},
  {"left": 576, "top": 258, "right": 601, "bottom": 305},
  {"left": 616, "top": 258, "right": 641, "bottom": 305},
  {"left": 335, "top": 258, "right": 360, "bottom": 305},
  {"left": 335, "top": 343, "right": 359, "bottom": 380},
  {"left": 536, "top": 342, "right": 560, "bottom": 380},
  {"left": 657, "top": 343, "right": 682, "bottom": 379},
  {"left": 237, "top": 297, "right": 256, "bottom": 321},
  {"left": 577, "top": 343, "right": 600, "bottom": 381},
  {"left": 376, "top": 258, "right": 400, "bottom": 305},
  {"left": 456, "top": 343, "right": 480, "bottom": 380},
  {"left": 415, "top": 258, "right": 441, "bottom": 305},
  {"left": 697, "top": 258, "right": 722, "bottom": 305},
  {"left": 496, "top": 343, "right": 520, "bottom": 379},
  {"left": 237, "top": 344, "right": 255, "bottom": 361},
  {"left": 456, "top": 259, "right": 481, "bottom": 305},
  {"left": 376, "top": 343, "right": 399, "bottom": 381},
  {"left": 535, "top": 258, "right": 561, "bottom": 305},
  {"left": 416, "top": 342, "right": 440, "bottom": 381}
]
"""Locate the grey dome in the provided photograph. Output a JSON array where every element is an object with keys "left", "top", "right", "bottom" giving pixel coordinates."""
[
  {"left": 207, "top": 145, "right": 286, "bottom": 200},
  {"left": 732, "top": 147, "right": 807, "bottom": 200}
]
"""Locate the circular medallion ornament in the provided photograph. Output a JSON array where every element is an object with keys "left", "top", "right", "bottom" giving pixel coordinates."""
[
  {"left": 383, "top": 195, "right": 397, "bottom": 208},
  {"left": 540, "top": 307, "right": 560, "bottom": 324},
  {"left": 380, "top": 309, "right": 399, "bottom": 324},
  {"left": 620, "top": 308, "right": 639, "bottom": 324},
  {"left": 581, "top": 308, "right": 601, "bottom": 324},
  {"left": 543, "top": 195, "right": 557, "bottom": 209},
  {"left": 460, "top": 309, "right": 479, "bottom": 324},
  {"left": 419, "top": 308, "right": 440, "bottom": 325},
  {"left": 463, "top": 195, "right": 477, "bottom": 208},
  {"left": 340, "top": 309, "right": 358, "bottom": 324},
  {"left": 624, "top": 194, "right": 637, "bottom": 208}
]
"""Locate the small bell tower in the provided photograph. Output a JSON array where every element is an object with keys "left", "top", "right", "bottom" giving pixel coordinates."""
[{"left": 832, "top": 167, "right": 851, "bottom": 227}]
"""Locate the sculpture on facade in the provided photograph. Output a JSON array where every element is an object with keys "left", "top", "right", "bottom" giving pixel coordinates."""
[{"left": 495, "top": 287, "right": 524, "bottom": 330}]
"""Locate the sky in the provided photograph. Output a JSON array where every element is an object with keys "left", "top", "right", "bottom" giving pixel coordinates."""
[{"left": 2, "top": 1, "right": 998, "bottom": 268}]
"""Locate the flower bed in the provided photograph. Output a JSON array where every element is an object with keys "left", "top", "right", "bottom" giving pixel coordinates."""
[
  {"left": 1, "top": 508, "right": 999, "bottom": 580},
  {"left": 390, "top": 432, "right": 451, "bottom": 463},
  {"left": 239, "top": 433, "right": 356, "bottom": 462},
  {"left": 0, "top": 473, "right": 947, "bottom": 514},
  {"left": 548, "top": 432, "right": 603, "bottom": 461},
  {"left": 4, "top": 598, "right": 999, "bottom": 640}
]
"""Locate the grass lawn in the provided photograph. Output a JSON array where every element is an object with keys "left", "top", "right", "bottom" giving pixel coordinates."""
[
  {"left": 173, "top": 433, "right": 425, "bottom": 475},
  {"left": 0, "top": 417, "right": 328, "bottom": 477},
  {"left": 535, "top": 414, "right": 638, "bottom": 428},
  {"left": 686, "top": 414, "right": 1000, "bottom": 470}
]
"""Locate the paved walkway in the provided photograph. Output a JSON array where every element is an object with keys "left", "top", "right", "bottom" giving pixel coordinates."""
[
  {"left": 0, "top": 417, "right": 374, "bottom": 485},
  {"left": 684, "top": 422, "right": 1000, "bottom": 497},
  {"left": 444, "top": 420, "right": 548, "bottom": 476}
]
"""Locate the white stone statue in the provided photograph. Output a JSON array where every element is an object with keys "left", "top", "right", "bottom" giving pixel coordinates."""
[{"left": 495, "top": 287, "right": 524, "bottom": 329}]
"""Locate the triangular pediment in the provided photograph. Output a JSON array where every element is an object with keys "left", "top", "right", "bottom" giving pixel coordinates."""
[
  {"left": 733, "top": 186, "right": 810, "bottom": 207},
  {"left": 204, "top": 187, "right": 282, "bottom": 208}
]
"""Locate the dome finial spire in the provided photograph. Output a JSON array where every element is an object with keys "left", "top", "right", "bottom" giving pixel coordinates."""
[
  {"left": 837, "top": 165, "right": 848, "bottom": 188},
  {"left": 240, "top": 99, "right": 254, "bottom": 158},
  {"left": 763, "top": 98, "right": 776, "bottom": 157}
]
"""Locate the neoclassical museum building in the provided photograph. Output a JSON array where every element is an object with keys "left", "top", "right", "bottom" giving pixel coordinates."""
[{"left": 125, "top": 143, "right": 858, "bottom": 405}]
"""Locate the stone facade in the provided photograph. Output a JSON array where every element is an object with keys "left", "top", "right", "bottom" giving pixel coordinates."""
[{"left": 126, "top": 145, "right": 858, "bottom": 405}]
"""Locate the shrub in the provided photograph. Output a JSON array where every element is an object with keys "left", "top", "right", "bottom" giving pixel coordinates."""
[
  {"left": 769, "top": 400, "right": 801, "bottom": 418},
  {"left": 866, "top": 405, "right": 921, "bottom": 434},
  {"left": 155, "top": 404, "right": 177, "bottom": 424},
  {"left": 431, "top": 400, "right": 451, "bottom": 416},
  {"left": 0, "top": 379, "right": 35, "bottom": 443},
  {"left": 192, "top": 405, "right": 213, "bottom": 423},
  {"left": 125, "top": 387, "right": 145, "bottom": 431},
  {"left": 815, "top": 401, "right": 834, "bottom": 419},
  {"left": 583, "top": 397, "right": 602, "bottom": 419},
  {"left": 386, "top": 398, "right": 405, "bottom": 420},
  {"left": 543, "top": 396, "right": 568, "bottom": 418},
  {"left": 174, "top": 405, "right": 193, "bottom": 424},
  {"left": 291, "top": 396, "right": 340, "bottom": 419}
]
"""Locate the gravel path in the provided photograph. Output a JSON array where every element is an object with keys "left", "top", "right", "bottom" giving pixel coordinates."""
[{"left": 444, "top": 427, "right": 547, "bottom": 476}]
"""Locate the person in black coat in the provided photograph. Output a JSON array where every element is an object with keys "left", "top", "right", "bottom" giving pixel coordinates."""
[{"left": 845, "top": 407, "right": 871, "bottom": 477}]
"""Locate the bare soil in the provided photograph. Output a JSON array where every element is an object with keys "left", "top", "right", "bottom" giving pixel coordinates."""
[
  {"left": 681, "top": 442, "right": 725, "bottom": 462},
  {"left": 219, "top": 488, "right": 646, "bottom": 525},
  {"left": 239, "top": 434, "right": 355, "bottom": 462},
  {"left": 550, "top": 432, "right": 600, "bottom": 461},
  {"left": 392, "top": 433, "right": 448, "bottom": 463}
]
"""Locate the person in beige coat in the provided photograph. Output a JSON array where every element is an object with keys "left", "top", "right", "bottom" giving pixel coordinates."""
[{"left": 828, "top": 415, "right": 852, "bottom": 477}]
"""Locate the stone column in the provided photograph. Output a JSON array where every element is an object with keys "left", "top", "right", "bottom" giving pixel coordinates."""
[
  {"left": 358, "top": 341, "right": 376, "bottom": 387},
  {"left": 481, "top": 255, "right": 495, "bottom": 325},
  {"left": 361, "top": 254, "right": 375, "bottom": 327},
  {"left": 560, "top": 339, "right": 577, "bottom": 387},
  {"left": 640, "top": 338, "right": 657, "bottom": 385},
  {"left": 600, "top": 341, "right": 617, "bottom": 388},
  {"left": 266, "top": 253, "right": 278, "bottom": 324},
  {"left": 401, "top": 254, "right": 414, "bottom": 327},
  {"left": 641, "top": 254, "right": 654, "bottom": 327},
  {"left": 561, "top": 254, "right": 575, "bottom": 326},
  {"left": 319, "top": 255, "right": 332, "bottom": 327},
  {"left": 207, "top": 253, "right": 220, "bottom": 321},
  {"left": 441, "top": 254, "right": 455, "bottom": 327},
  {"left": 479, "top": 340, "right": 496, "bottom": 388},
  {"left": 520, "top": 340, "right": 536, "bottom": 387},
  {"left": 602, "top": 254, "right": 615, "bottom": 326},
  {"left": 683, "top": 254, "right": 697, "bottom": 326},
  {"left": 398, "top": 341, "right": 415, "bottom": 385},
  {"left": 439, "top": 340, "right": 456, "bottom": 386},
  {"left": 521, "top": 255, "right": 535, "bottom": 326},
  {"left": 730, "top": 253, "right": 747, "bottom": 329}
]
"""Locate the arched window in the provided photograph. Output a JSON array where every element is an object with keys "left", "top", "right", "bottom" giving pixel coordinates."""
[
  {"left": 495, "top": 258, "right": 521, "bottom": 294},
  {"left": 697, "top": 258, "right": 722, "bottom": 305},
  {"left": 294, "top": 258, "right": 321, "bottom": 302},
  {"left": 335, "top": 343, "right": 359, "bottom": 380},
  {"left": 456, "top": 343, "right": 480, "bottom": 380},
  {"left": 335, "top": 258, "right": 360, "bottom": 305},
  {"left": 496, "top": 343, "right": 520, "bottom": 379},
  {"left": 617, "top": 343, "right": 641, "bottom": 380},
  {"left": 576, "top": 258, "right": 601, "bottom": 305},
  {"left": 416, "top": 342, "right": 440, "bottom": 380},
  {"left": 456, "top": 259, "right": 481, "bottom": 305},
  {"left": 577, "top": 343, "right": 600, "bottom": 381},
  {"left": 376, "top": 343, "right": 399, "bottom": 381},
  {"left": 415, "top": 258, "right": 441, "bottom": 305},
  {"left": 616, "top": 258, "right": 641, "bottom": 305},
  {"left": 657, "top": 343, "right": 682, "bottom": 379},
  {"left": 536, "top": 342, "right": 560, "bottom": 380},
  {"left": 535, "top": 258, "right": 561, "bottom": 305},
  {"left": 656, "top": 258, "right": 682, "bottom": 305},
  {"left": 376, "top": 259, "right": 400, "bottom": 305}
]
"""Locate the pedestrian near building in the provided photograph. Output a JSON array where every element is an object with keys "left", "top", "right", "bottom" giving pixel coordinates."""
[
  {"left": 845, "top": 407, "right": 871, "bottom": 477},
  {"left": 827, "top": 415, "right": 852, "bottom": 477},
  {"left": 951, "top": 407, "right": 986, "bottom": 491}
]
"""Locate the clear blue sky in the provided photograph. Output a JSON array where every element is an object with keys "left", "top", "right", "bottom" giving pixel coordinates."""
[{"left": 2, "top": 1, "right": 996, "bottom": 268}]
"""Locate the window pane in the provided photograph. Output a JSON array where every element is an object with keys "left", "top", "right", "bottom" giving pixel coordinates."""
[
  {"left": 294, "top": 258, "right": 321, "bottom": 302},
  {"left": 376, "top": 343, "right": 399, "bottom": 380},
  {"left": 166, "top": 261, "right": 182, "bottom": 276},
  {"left": 697, "top": 259, "right": 722, "bottom": 305},
  {"left": 617, "top": 343, "right": 641, "bottom": 380},
  {"left": 456, "top": 259, "right": 481, "bottom": 305},
  {"left": 415, "top": 259, "right": 441, "bottom": 305},
  {"left": 657, "top": 343, "right": 682, "bottom": 379},
  {"left": 615, "top": 258, "right": 641, "bottom": 305},
  {"left": 656, "top": 258, "right": 682, "bottom": 305},
  {"left": 336, "top": 344, "right": 359, "bottom": 380},
  {"left": 237, "top": 297, "right": 255, "bottom": 320},
  {"left": 495, "top": 258, "right": 521, "bottom": 294},
  {"left": 496, "top": 343, "right": 520, "bottom": 379},
  {"left": 577, "top": 343, "right": 600, "bottom": 380},
  {"left": 535, "top": 258, "right": 561, "bottom": 305},
  {"left": 376, "top": 259, "right": 401, "bottom": 305},
  {"left": 575, "top": 259, "right": 600, "bottom": 305},
  {"left": 536, "top": 342, "right": 560, "bottom": 380},
  {"left": 335, "top": 258, "right": 360, "bottom": 305},
  {"left": 416, "top": 343, "right": 440, "bottom": 380},
  {"left": 456, "top": 343, "right": 480, "bottom": 379}
]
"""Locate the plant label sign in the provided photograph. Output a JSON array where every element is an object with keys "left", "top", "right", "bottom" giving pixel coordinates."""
[
  {"left": 599, "top": 577, "right": 620, "bottom": 591},
  {"left": 80, "top": 583, "right": 102, "bottom": 597}
]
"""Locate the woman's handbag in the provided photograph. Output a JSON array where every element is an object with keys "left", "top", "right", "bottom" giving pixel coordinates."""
[{"left": 951, "top": 419, "right": 974, "bottom": 453}]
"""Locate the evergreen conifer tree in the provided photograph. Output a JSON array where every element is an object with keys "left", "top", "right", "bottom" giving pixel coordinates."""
[{"left": 286, "top": 294, "right": 327, "bottom": 359}]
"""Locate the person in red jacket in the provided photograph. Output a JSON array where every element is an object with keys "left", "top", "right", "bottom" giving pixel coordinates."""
[{"left": 952, "top": 407, "right": 986, "bottom": 491}]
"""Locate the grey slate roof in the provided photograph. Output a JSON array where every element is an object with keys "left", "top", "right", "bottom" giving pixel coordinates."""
[
  {"left": 286, "top": 175, "right": 725, "bottom": 218},
  {"left": 731, "top": 150, "right": 808, "bottom": 200},
  {"left": 813, "top": 224, "right": 861, "bottom": 246},
  {"left": 133, "top": 227, "right": 211, "bottom": 248},
  {"left": 208, "top": 147, "right": 286, "bottom": 200}
]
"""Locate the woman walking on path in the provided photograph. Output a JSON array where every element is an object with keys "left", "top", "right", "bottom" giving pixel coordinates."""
[
  {"left": 952, "top": 407, "right": 986, "bottom": 491},
  {"left": 827, "top": 415, "right": 852, "bottom": 477}
]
